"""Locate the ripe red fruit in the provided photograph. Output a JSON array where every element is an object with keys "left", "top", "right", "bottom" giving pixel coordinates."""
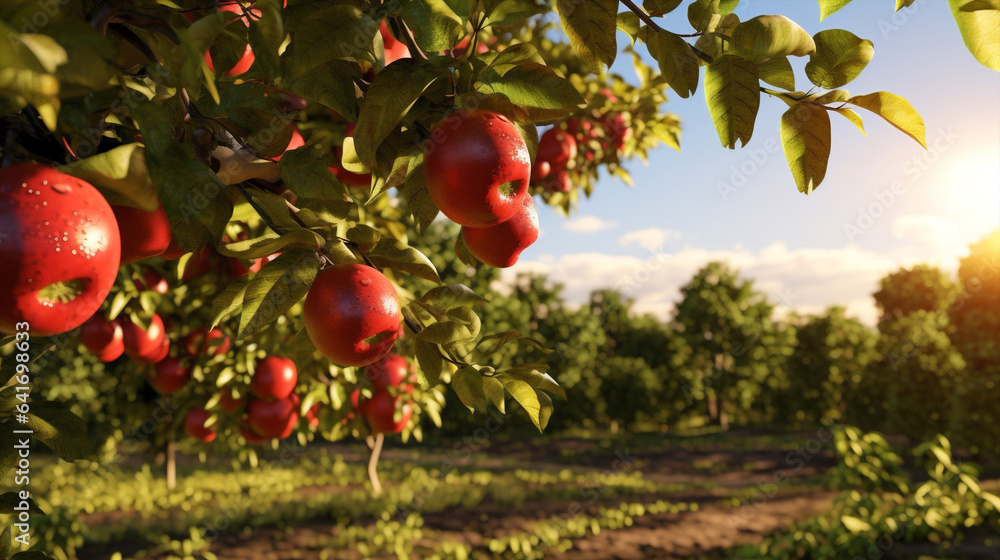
[
  {"left": 363, "top": 391, "right": 412, "bottom": 434},
  {"left": 461, "top": 195, "right": 539, "bottom": 268},
  {"left": 548, "top": 170, "right": 573, "bottom": 193},
  {"left": 79, "top": 313, "right": 125, "bottom": 362},
  {"left": 220, "top": 387, "right": 247, "bottom": 413},
  {"left": 183, "top": 326, "right": 230, "bottom": 357},
  {"left": 251, "top": 356, "right": 298, "bottom": 400},
  {"left": 451, "top": 36, "right": 490, "bottom": 57},
  {"left": 350, "top": 388, "right": 367, "bottom": 415},
  {"left": 247, "top": 397, "right": 299, "bottom": 439},
  {"left": 158, "top": 237, "right": 185, "bottom": 260},
  {"left": 239, "top": 423, "right": 268, "bottom": 443},
  {"left": 365, "top": 353, "right": 414, "bottom": 392},
  {"left": 149, "top": 357, "right": 191, "bottom": 395},
  {"left": 273, "top": 126, "right": 305, "bottom": 161},
  {"left": 536, "top": 128, "right": 577, "bottom": 174},
  {"left": 249, "top": 251, "right": 281, "bottom": 273},
  {"left": 303, "top": 264, "right": 400, "bottom": 367},
  {"left": 181, "top": 246, "right": 216, "bottom": 281},
  {"left": 305, "top": 403, "right": 321, "bottom": 429},
  {"left": 111, "top": 202, "right": 172, "bottom": 264},
  {"left": 205, "top": 3, "right": 258, "bottom": 76},
  {"left": 531, "top": 159, "right": 552, "bottom": 183},
  {"left": 184, "top": 408, "right": 217, "bottom": 442},
  {"left": 122, "top": 314, "right": 168, "bottom": 364},
  {"left": 0, "top": 164, "right": 121, "bottom": 335},
  {"left": 135, "top": 268, "right": 169, "bottom": 294},
  {"left": 423, "top": 110, "right": 531, "bottom": 228},
  {"left": 380, "top": 20, "right": 411, "bottom": 64}
]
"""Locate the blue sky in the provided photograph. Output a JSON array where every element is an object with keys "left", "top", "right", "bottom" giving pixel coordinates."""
[{"left": 505, "top": 1, "right": 1000, "bottom": 325}]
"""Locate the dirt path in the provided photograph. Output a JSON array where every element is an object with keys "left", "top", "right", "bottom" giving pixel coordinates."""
[{"left": 554, "top": 493, "right": 835, "bottom": 560}]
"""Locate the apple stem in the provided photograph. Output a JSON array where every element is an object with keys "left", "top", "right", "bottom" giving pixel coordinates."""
[{"left": 367, "top": 433, "right": 384, "bottom": 496}]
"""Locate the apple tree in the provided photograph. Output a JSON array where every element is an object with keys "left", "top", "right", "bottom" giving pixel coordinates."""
[{"left": 0, "top": 0, "right": 998, "bottom": 531}]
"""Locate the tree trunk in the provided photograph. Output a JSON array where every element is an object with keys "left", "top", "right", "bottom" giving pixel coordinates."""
[
  {"left": 719, "top": 400, "right": 730, "bottom": 432},
  {"left": 707, "top": 389, "right": 718, "bottom": 421},
  {"left": 366, "top": 433, "right": 384, "bottom": 496},
  {"left": 165, "top": 440, "right": 176, "bottom": 491}
]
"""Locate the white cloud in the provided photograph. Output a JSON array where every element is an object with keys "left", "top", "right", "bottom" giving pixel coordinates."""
[
  {"left": 618, "top": 228, "right": 682, "bottom": 251},
  {"left": 892, "top": 214, "right": 961, "bottom": 249},
  {"left": 561, "top": 215, "right": 618, "bottom": 233},
  {"left": 501, "top": 241, "right": 969, "bottom": 326}
]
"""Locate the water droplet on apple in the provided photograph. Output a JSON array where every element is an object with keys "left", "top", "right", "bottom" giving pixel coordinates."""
[{"left": 51, "top": 183, "right": 72, "bottom": 194}]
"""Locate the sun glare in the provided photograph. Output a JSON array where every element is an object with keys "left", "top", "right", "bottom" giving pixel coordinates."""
[{"left": 936, "top": 150, "right": 1000, "bottom": 232}]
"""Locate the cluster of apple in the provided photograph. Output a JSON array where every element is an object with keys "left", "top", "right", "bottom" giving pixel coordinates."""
[
  {"left": 348, "top": 354, "right": 416, "bottom": 435},
  {"left": 530, "top": 89, "right": 632, "bottom": 194},
  {"left": 423, "top": 110, "right": 540, "bottom": 268}
]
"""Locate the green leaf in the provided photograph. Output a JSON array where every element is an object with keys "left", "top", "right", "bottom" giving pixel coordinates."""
[
  {"left": 210, "top": 276, "right": 249, "bottom": 329},
  {"left": 368, "top": 238, "right": 442, "bottom": 283},
  {"left": 477, "top": 61, "right": 586, "bottom": 112},
  {"left": 279, "top": 60, "right": 360, "bottom": 121},
  {"left": 781, "top": 102, "right": 832, "bottom": 194},
  {"left": 421, "top": 284, "right": 487, "bottom": 309},
  {"left": 173, "top": 24, "right": 221, "bottom": 105},
  {"left": 16, "top": 33, "right": 67, "bottom": 74},
  {"left": 687, "top": 0, "right": 740, "bottom": 32},
  {"left": 218, "top": 229, "right": 324, "bottom": 259},
  {"left": 416, "top": 320, "right": 474, "bottom": 345},
  {"left": 134, "top": 103, "right": 232, "bottom": 252},
  {"left": 497, "top": 375, "right": 542, "bottom": 430},
  {"left": 59, "top": 144, "right": 159, "bottom": 211},
  {"left": 959, "top": 0, "right": 1000, "bottom": 10},
  {"left": 0, "top": 526, "right": 9, "bottom": 560},
  {"left": 453, "top": 366, "right": 487, "bottom": 412},
  {"left": 279, "top": 146, "right": 351, "bottom": 209},
  {"left": 401, "top": 1, "right": 465, "bottom": 51},
  {"left": 281, "top": 3, "right": 379, "bottom": 66},
  {"left": 536, "top": 390, "right": 553, "bottom": 431},
  {"left": 704, "top": 54, "right": 760, "bottom": 149},
  {"left": 247, "top": 0, "right": 283, "bottom": 76},
  {"left": 948, "top": 0, "right": 1000, "bottom": 71},
  {"left": 730, "top": 15, "right": 816, "bottom": 63},
  {"left": 556, "top": 0, "right": 618, "bottom": 74},
  {"left": 692, "top": 13, "right": 740, "bottom": 64},
  {"left": 0, "top": 492, "right": 45, "bottom": 515},
  {"left": 355, "top": 60, "right": 444, "bottom": 169},
  {"left": 415, "top": 339, "right": 445, "bottom": 386},
  {"left": 757, "top": 56, "right": 795, "bottom": 91},
  {"left": 25, "top": 401, "right": 94, "bottom": 462},
  {"left": 237, "top": 249, "right": 321, "bottom": 338},
  {"left": 617, "top": 12, "right": 641, "bottom": 44},
  {"left": 831, "top": 107, "right": 868, "bottom": 136},
  {"left": 817, "top": 0, "right": 855, "bottom": 20},
  {"left": 345, "top": 224, "right": 382, "bottom": 253},
  {"left": 455, "top": 234, "right": 482, "bottom": 269},
  {"left": 646, "top": 31, "right": 700, "bottom": 98},
  {"left": 644, "top": 0, "right": 684, "bottom": 16},
  {"left": 401, "top": 159, "right": 439, "bottom": 233},
  {"left": 896, "top": 0, "right": 919, "bottom": 8},
  {"left": 483, "top": 0, "right": 546, "bottom": 26},
  {"left": 847, "top": 91, "right": 926, "bottom": 148},
  {"left": 505, "top": 366, "right": 567, "bottom": 399},
  {"left": 805, "top": 29, "right": 874, "bottom": 89},
  {"left": 482, "top": 376, "right": 506, "bottom": 413},
  {"left": 841, "top": 515, "right": 872, "bottom": 534},
  {"left": 0, "top": 425, "right": 20, "bottom": 479}
]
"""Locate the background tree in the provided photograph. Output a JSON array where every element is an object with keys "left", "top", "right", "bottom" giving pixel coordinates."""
[
  {"left": 672, "top": 262, "right": 777, "bottom": 430},
  {"left": 949, "top": 230, "right": 1000, "bottom": 456},
  {"left": 784, "top": 307, "right": 876, "bottom": 426}
]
